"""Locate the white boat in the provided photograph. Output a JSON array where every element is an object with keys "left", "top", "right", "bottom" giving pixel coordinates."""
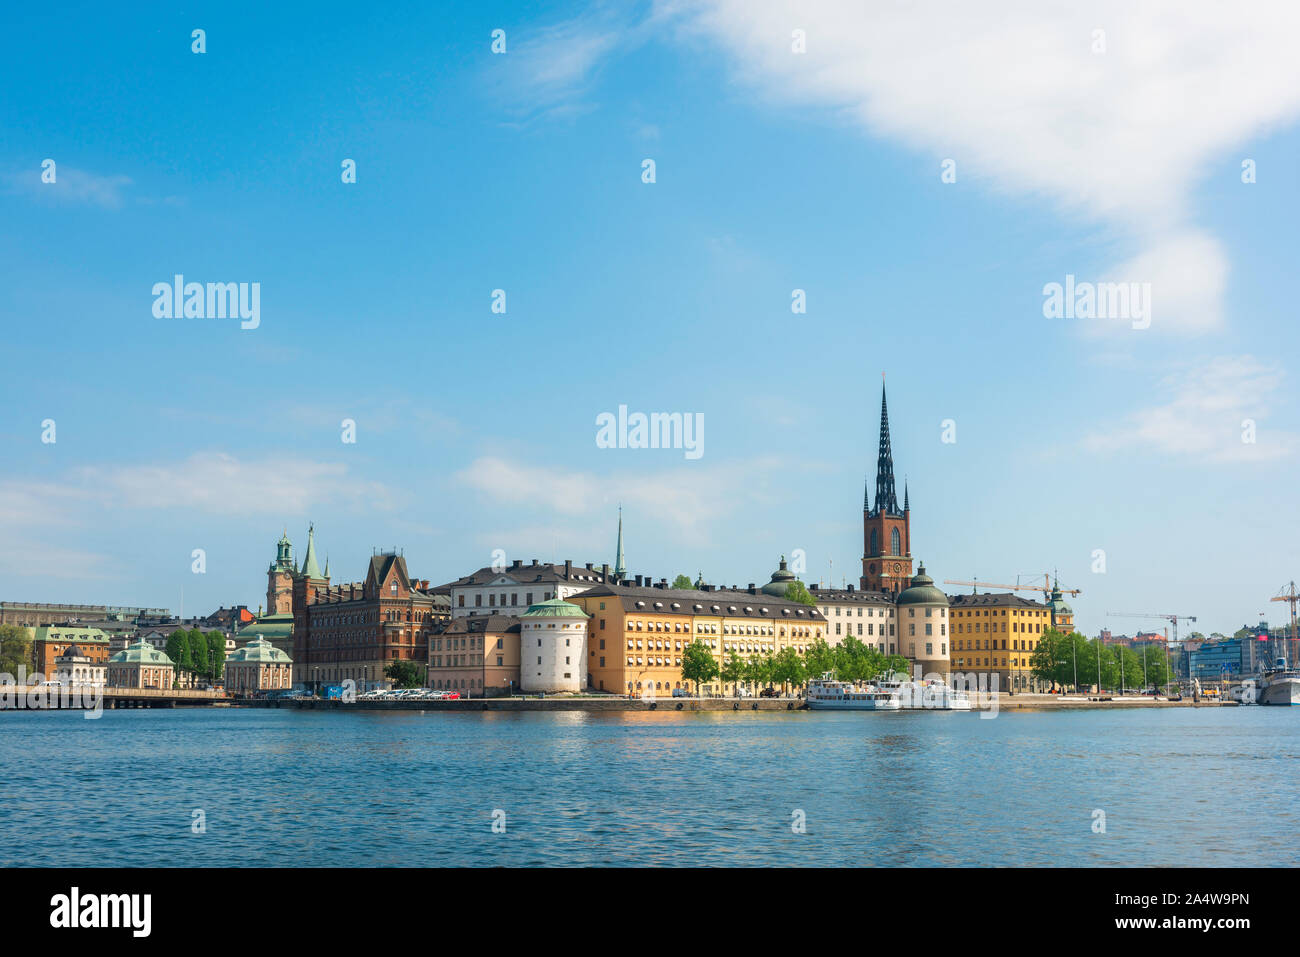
[
  {"left": 805, "top": 673, "right": 900, "bottom": 711},
  {"left": 875, "top": 671, "right": 973, "bottom": 711},
  {"left": 1259, "top": 657, "right": 1300, "bottom": 706}
]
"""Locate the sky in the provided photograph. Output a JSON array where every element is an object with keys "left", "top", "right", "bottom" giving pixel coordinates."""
[{"left": 2, "top": 0, "right": 1299, "bottom": 638}]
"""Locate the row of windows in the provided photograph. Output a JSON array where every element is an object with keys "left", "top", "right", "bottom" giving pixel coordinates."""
[
  {"left": 462, "top": 591, "right": 554, "bottom": 608},
  {"left": 956, "top": 621, "right": 1042, "bottom": 634},
  {"left": 835, "top": 622, "right": 895, "bottom": 637},
  {"left": 955, "top": 638, "right": 1038, "bottom": 651},
  {"left": 825, "top": 606, "right": 893, "bottom": 618}
]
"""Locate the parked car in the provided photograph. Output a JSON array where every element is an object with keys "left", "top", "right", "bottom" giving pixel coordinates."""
[
  {"left": 671, "top": 687, "right": 691, "bottom": 698},
  {"left": 760, "top": 686, "right": 780, "bottom": 698}
]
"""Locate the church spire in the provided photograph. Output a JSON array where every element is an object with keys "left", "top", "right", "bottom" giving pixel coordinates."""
[
  {"left": 873, "top": 379, "right": 899, "bottom": 516},
  {"left": 614, "top": 507, "right": 627, "bottom": 580},
  {"left": 300, "top": 523, "right": 323, "bottom": 579}
]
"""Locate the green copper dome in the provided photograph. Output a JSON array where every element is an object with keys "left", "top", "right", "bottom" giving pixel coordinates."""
[
  {"left": 228, "top": 634, "right": 292, "bottom": 664},
  {"left": 760, "top": 555, "right": 800, "bottom": 597},
  {"left": 1049, "top": 585, "right": 1073, "bottom": 616},
  {"left": 109, "top": 638, "right": 175, "bottom": 666},
  {"left": 520, "top": 597, "right": 589, "bottom": 619},
  {"left": 896, "top": 563, "right": 949, "bottom": 606}
]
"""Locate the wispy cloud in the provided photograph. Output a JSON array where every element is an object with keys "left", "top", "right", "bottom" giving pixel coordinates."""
[
  {"left": 455, "top": 454, "right": 786, "bottom": 546},
  {"left": 1083, "top": 356, "right": 1296, "bottom": 463},
  {"left": 664, "top": 0, "right": 1300, "bottom": 335},
  {"left": 6, "top": 165, "right": 134, "bottom": 209}
]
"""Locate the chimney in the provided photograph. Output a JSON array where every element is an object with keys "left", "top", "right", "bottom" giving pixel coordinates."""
[
  {"left": 602, "top": 563, "right": 610, "bottom": 582},
  {"left": 531, "top": 559, "right": 539, "bottom": 566},
  {"left": 565, "top": 560, "right": 572, "bottom": 580},
  {"left": 635, "top": 575, "right": 644, "bottom": 587},
  {"left": 659, "top": 578, "right": 668, "bottom": 588},
  {"left": 585, "top": 562, "right": 593, "bottom": 571},
  {"left": 748, "top": 583, "right": 755, "bottom": 590},
  {"left": 512, "top": 559, "right": 522, "bottom": 569}
]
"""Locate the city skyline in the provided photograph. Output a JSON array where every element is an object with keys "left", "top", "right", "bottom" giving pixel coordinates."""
[{"left": 3, "top": 1, "right": 1299, "bottom": 638}]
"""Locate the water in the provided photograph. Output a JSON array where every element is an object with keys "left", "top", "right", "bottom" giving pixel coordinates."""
[{"left": 2, "top": 706, "right": 1295, "bottom": 866}]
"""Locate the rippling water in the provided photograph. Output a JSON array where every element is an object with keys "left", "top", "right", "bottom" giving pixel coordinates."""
[{"left": 2, "top": 706, "right": 1295, "bottom": 866}]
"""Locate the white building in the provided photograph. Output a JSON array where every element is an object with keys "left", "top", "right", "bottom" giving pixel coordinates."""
[
  {"left": 53, "top": 644, "right": 106, "bottom": 687},
  {"left": 808, "top": 585, "right": 898, "bottom": 652},
  {"left": 448, "top": 559, "right": 610, "bottom": 619},
  {"left": 518, "top": 598, "right": 590, "bottom": 693}
]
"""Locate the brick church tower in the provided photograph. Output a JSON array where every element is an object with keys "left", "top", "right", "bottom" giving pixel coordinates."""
[{"left": 861, "top": 381, "right": 913, "bottom": 595}]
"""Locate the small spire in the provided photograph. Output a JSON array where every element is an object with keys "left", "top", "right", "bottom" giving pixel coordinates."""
[
  {"left": 614, "top": 506, "right": 627, "bottom": 579},
  {"left": 904, "top": 480, "right": 910, "bottom": 511}
]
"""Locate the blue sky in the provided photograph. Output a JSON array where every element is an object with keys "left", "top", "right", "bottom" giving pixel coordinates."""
[{"left": 3, "top": 1, "right": 1299, "bottom": 637}]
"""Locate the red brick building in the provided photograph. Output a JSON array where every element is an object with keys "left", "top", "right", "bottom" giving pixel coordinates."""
[{"left": 291, "top": 529, "right": 449, "bottom": 689}]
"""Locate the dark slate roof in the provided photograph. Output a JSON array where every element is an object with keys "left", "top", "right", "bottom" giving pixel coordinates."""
[
  {"left": 448, "top": 561, "right": 608, "bottom": 588},
  {"left": 807, "top": 587, "right": 896, "bottom": 606},
  {"left": 435, "top": 615, "right": 522, "bottom": 635},
  {"left": 571, "top": 583, "right": 826, "bottom": 622},
  {"left": 948, "top": 593, "right": 1048, "bottom": 609}
]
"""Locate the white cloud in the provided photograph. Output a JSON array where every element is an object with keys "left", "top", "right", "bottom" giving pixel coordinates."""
[
  {"left": 662, "top": 0, "right": 1300, "bottom": 334},
  {"left": 455, "top": 454, "right": 784, "bottom": 545},
  {"left": 1083, "top": 356, "right": 1296, "bottom": 463},
  {"left": 7, "top": 166, "right": 133, "bottom": 209}
]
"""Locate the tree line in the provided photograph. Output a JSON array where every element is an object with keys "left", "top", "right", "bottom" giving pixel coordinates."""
[
  {"left": 680, "top": 635, "right": 910, "bottom": 694},
  {"left": 1029, "top": 629, "right": 1171, "bottom": 692}
]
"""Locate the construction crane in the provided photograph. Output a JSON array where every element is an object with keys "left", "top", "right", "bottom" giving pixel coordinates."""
[
  {"left": 945, "top": 575, "right": 1082, "bottom": 603},
  {"left": 1106, "top": 612, "right": 1197, "bottom": 645},
  {"left": 1107, "top": 612, "right": 1196, "bottom": 695},
  {"left": 1269, "top": 581, "right": 1300, "bottom": 664}
]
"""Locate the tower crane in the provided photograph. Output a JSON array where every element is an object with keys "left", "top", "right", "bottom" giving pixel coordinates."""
[
  {"left": 1106, "top": 612, "right": 1197, "bottom": 695},
  {"left": 1269, "top": 581, "right": 1300, "bottom": 664},
  {"left": 944, "top": 575, "right": 1081, "bottom": 603}
]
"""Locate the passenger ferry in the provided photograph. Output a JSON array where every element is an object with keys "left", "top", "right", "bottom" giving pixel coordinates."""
[
  {"left": 805, "top": 673, "right": 901, "bottom": 711},
  {"left": 1259, "top": 657, "right": 1300, "bottom": 706},
  {"left": 874, "top": 671, "right": 973, "bottom": 711}
]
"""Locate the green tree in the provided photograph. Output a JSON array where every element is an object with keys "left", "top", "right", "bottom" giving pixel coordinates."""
[
  {"left": 166, "top": 630, "right": 192, "bottom": 672},
  {"left": 0, "top": 624, "right": 33, "bottom": 677},
  {"left": 783, "top": 581, "right": 817, "bottom": 607},
  {"left": 186, "top": 629, "right": 209, "bottom": 677},
  {"left": 803, "top": 637, "right": 836, "bottom": 680},
  {"left": 384, "top": 660, "right": 425, "bottom": 688},
  {"left": 1030, "top": 628, "right": 1068, "bottom": 690},
  {"left": 772, "top": 646, "right": 808, "bottom": 690},
  {"left": 720, "top": 652, "right": 745, "bottom": 691},
  {"left": 207, "top": 631, "right": 227, "bottom": 683},
  {"left": 680, "top": 640, "right": 719, "bottom": 695},
  {"left": 744, "top": 653, "right": 775, "bottom": 694},
  {"left": 671, "top": 574, "right": 694, "bottom": 590}
]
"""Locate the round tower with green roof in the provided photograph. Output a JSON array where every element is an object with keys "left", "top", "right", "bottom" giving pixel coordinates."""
[{"left": 518, "top": 598, "right": 590, "bottom": 694}]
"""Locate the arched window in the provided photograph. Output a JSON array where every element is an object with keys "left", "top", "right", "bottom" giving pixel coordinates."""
[
  {"left": 890, "top": 528, "right": 901, "bottom": 555},
  {"left": 870, "top": 529, "right": 878, "bottom": 556}
]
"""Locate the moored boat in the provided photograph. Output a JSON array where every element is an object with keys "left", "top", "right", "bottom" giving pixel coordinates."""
[
  {"left": 1259, "top": 657, "right": 1300, "bottom": 706},
  {"left": 805, "top": 673, "right": 900, "bottom": 711}
]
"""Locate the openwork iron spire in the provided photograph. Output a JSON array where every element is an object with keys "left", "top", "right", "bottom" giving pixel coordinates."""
[{"left": 873, "top": 381, "right": 899, "bottom": 516}]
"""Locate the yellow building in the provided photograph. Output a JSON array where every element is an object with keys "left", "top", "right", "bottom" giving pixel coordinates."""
[
  {"left": 568, "top": 580, "right": 827, "bottom": 696},
  {"left": 948, "top": 593, "right": 1052, "bottom": 692}
]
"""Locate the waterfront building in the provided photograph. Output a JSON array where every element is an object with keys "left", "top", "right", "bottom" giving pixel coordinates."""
[
  {"left": 224, "top": 635, "right": 293, "bottom": 693},
  {"left": 948, "top": 591, "right": 1051, "bottom": 692},
  {"left": 1190, "top": 637, "right": 1244, "bottom": 681},
  {"left": 448, "top": 559, "right": 610, "bottom": 618},
  {"left": 292, "top": 534, "right": 449, "bottom": 690},
  {"left": 568, "top": 581, "right": 827, "bottom": 696},
  {"left": 267, "top": 529, "right": 297, "bottom": 615},
  {"left": 30, "top": 626, "right": 112, "bottom": 680},
  {"left": 861, "top": 383, "right": 913, "bottom": 596},
  {"left": 894, "top": 564, "right": 951, "bottom": 676},
  {"left": 53, "top": 644, "right": 106, "bottom": 687},
  {"left": 428, "top": 615, "right": 521, "bottom": 697},
  {"left": 106, "top": 638, "right": 176, "bottom": 690},
  {"left": 808, "top": 585, "right": 897, "bottom": 651},
  {"left": 519, "top": 598, "right": 590, "bottom": 694}
]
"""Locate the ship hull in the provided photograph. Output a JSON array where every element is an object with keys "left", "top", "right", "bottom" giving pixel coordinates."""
[
  {"left": 806, "top": 698, "right": 901, "bottom": 711},
  {"left": 1259, "top": 676, "right": 1300, "bottom": 706}
]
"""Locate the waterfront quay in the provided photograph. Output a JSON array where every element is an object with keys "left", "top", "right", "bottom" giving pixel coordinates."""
[{"left": 245, "top": 692, "right": 1233, "bottom": 713}]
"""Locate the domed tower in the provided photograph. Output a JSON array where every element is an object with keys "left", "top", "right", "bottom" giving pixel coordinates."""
[
  {"left": 895, "top": 562, "right": 950, "bottom": 676},
  {"left": 519, "top": 598, "right": 590, "bottom": 693},
  {"left": 1048, "top": 579, "right": 1075, "bottom": 635},
  {"left": 761, "top": 555, "right": 801, "bottom": 598},
  {"left": 861, "top": 380, "right": 913, "bottom": 595}
]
